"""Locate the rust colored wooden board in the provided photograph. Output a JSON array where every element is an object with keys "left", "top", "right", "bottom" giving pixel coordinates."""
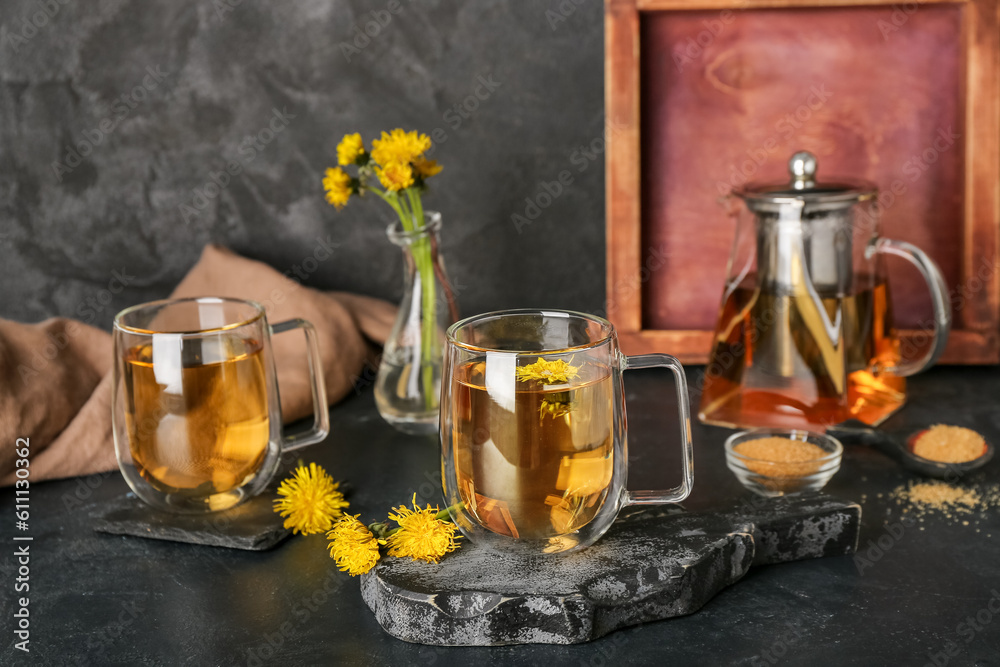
[{"left": 606, "top": 0, "right": 1000, "bottom": 364}]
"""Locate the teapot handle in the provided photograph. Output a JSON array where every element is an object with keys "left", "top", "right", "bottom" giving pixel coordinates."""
[{"left": 869, "top": 238, "right": 952, "bottom": 376}]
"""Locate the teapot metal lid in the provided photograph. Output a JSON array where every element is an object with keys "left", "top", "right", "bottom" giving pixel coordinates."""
[{"left": 734, "top": 151, "right": 877, "bottom": 213}]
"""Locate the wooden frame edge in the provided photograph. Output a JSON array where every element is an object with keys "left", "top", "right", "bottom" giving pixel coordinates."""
[{"left": 605, "top": 0, "right": 643, "bottom": 333}]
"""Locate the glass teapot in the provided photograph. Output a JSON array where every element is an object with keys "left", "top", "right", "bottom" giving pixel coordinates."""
[{"left": 698, "top": 151, "right": 951, "bottom": 430}]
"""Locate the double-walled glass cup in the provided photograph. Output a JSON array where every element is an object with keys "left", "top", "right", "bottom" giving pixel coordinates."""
[
  {"left": 440, "top": 309, "right": 694, "bottom": 554},
  {"left": 112, "top": 297, "right": 329, "bottom": 513}
]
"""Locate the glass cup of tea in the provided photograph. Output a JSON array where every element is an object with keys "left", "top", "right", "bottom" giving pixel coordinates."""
[
  {"left": 111, "top": 297, "right": 329, "bottom": 513},
  {"left": 440, "top": 309, "right": 695, "bottom": 554}
]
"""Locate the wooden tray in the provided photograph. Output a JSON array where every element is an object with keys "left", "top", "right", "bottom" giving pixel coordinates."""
[{"left": 606, "top": 0, "right": 1000, "bottom": 363}]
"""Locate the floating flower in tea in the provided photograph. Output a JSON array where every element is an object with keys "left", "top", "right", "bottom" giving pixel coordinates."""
[
  {"left": 516, "top": 357, "right": 581, "bottom": 420},
  {"left": 515, "top": 358, "right": 580, "bottom": 385}
]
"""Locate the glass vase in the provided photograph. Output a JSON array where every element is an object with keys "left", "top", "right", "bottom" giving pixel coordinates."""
[{"left": 375, "top": 212, "right": 459, "bottom": 435}]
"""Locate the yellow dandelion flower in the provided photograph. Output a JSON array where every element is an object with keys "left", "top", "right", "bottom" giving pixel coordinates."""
[
  {"left": 336, "top": 132, "right": 366, "bottom": 166},
  {"left": 539, "top": 398, "right": 573, "bottom": 420},
  {"left": 385, "top": 495, "right": 461, "bottom": 564},
  {"left": 370, "top": 128, "right": 431, "bottom": 167},
  {"left": 412, "top": 156, "right": 443, "bottom": 179},
  {"left": 273, "top": 462, "right": 349, "bottom": 535},
  {"left": 322, "top": 167, "right": 353, "bottom": 209},
  {"left": 375, "top": 161, "right": 414, "bottom": 192},
  {"left": 515, "top": 358, "right": 580, "bottom": 385},
  {"left": 327, "top": 514, "right": 381, "bottom": 576}
]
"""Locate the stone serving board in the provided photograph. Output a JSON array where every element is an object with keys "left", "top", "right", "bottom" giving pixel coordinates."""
[{"left": 362, "top": 493, "right": 860, "bottom": 646}]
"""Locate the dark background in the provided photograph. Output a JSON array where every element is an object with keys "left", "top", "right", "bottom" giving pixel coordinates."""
[{"left": 0, "top": 0, "right": 605, "bottom": 326}]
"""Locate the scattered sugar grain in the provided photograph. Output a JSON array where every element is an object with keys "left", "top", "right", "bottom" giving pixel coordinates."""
[{"left": 890, "top": 480, "right": 1000, "bottom": 527}]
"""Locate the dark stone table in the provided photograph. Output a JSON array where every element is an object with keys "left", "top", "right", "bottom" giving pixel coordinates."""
[{"left": 2, "top": 366, "right": 999, "bottom": 665}]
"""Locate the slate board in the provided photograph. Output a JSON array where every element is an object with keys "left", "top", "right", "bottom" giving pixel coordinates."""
[
  {"left": 361, "top": 493, "right": 860, "bottom": 646},
  {"left": 91, "top": 492, "right": 291, "bottom": 551}
]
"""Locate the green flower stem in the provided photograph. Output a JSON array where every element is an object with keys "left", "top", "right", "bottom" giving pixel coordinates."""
[
  {"left": 406, "top": 189, "right": 437, "bottom": 412},
  {"left": 368, "top": 522, "right": 391, "bottom": 539},
  {"left": 433, "top": 503, "right": 462, "bottom": 521},
  {"left": 406, "top": 188, "right": 424, "bottom": 229},
  {"left": 369, "top": 189, "right": 409, "bottom": 230},
  {"left": 368, "top": 186, "right": 438, "bottom": 412},
  {"left": 396, "top": 192, "right": 414, "bottom": 227}
]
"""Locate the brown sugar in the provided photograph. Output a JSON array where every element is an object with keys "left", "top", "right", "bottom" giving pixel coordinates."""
[
  {"left": 911, "top": 425, "right": 987, "bottom": 463},
  {"left": 889, "top": 480, "right": 1000, "bottom": 531},
  {"left": 733, "top": 437, "right": 829, "bottom": 478},
  {"left": 905, "top": 481, "right": 980, "bottom": 511}
]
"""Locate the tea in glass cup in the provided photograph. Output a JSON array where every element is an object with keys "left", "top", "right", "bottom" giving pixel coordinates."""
[
  {"left": 441, "top": 309, "right": 695, "bottom": 554},
  {"left": 112, "top": 297, "right": 329, "bottom": 513},
  {"left": 451, "top": 355, "right": 615, "bottom": 540},
  {"left": 121, "top": 336, "right": 270, "bottom": 497}
]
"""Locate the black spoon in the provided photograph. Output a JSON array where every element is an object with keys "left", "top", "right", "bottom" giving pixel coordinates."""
[{"left": 826, "top": 420, "right": 994, "bottom": 479}]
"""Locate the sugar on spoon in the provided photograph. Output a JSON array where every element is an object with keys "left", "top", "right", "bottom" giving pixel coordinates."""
[{"left": 826, "top": 420, "right": 993, "bottom": 479}]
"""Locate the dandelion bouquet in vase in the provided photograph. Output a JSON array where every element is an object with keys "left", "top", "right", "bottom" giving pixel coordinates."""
[{"left": 324, "top": 129, "right": 458, "bottom": 435}]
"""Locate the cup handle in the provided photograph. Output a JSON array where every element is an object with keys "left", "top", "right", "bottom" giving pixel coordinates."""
[
  {"left": 270, "top": 318, "right": 330, "bottom": 451},
  {"left": 621, "top": 353, "right": 694, "bottom": 505},
  {"left": 870, "top": 238, "right": 952, "bottom": 376}
]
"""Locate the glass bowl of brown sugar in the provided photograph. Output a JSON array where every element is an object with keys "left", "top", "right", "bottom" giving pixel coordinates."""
[{"left": 725, "top": 429, "right": 843, "bottom": 497}]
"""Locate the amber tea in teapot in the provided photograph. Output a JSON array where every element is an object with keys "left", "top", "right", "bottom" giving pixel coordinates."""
[
  {"left": 699, "top": 152, "right": 951, "bottom": 431},
  {"left": 701, "top": 278, "right": 905, "bottom": 429}
]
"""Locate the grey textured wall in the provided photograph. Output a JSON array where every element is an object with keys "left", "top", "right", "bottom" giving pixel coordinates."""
[{"left": 0, "top": 0, "right": 605, "bottom": 327}]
